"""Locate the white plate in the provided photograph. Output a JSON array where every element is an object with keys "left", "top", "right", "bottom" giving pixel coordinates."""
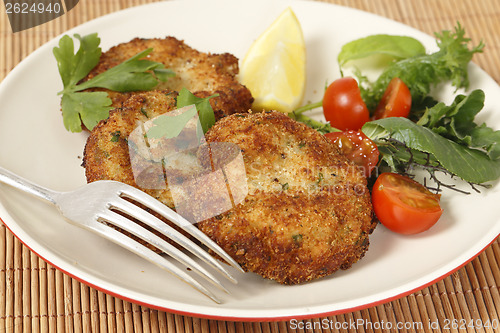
[{"left": 0, "top": 0, "right": 499, "bottom": 321}]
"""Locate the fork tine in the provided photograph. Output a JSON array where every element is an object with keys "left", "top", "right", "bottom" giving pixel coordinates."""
[
  {"left": 110, "top": 197, "right": 238, "bottom": 284},
  {"left": 117, "top": 184, "right": 244, "bottom": 273},
  {"left": 85, "top": 219, "right": 222, "bottom": 303},
  {"left": 98, "top": 210, "right": 229, "bottom": 294}
]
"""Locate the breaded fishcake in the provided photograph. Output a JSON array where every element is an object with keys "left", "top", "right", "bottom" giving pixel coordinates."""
[
  {"left": 197, "top": 111, "right": 377, "bottom": 284},
  {"left": 81, "top": 36, "right": 253, "bottom": 119},
  {"left": 84, "top": 89, "right": 228, "bottom": 213},
  {"left": 84, "top": 90, "right": 179, "bottom": 206},
  {"left": 84, "top": 98, "right": 376, "bottom": 283},
  {"left": 83, "top": 90, "right": 201, "bottom": 252}
]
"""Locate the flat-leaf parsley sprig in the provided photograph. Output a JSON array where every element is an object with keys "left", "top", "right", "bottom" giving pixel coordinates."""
[
  {"left": 146, "top": 88, "right": 219, "bottom": 140},
  {"left": 53, "top": 33, "right": 175, "bottom": 132}
]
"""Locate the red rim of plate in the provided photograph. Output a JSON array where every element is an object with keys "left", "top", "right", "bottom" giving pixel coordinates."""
[
  {"left": 1, "top": 215, "right": 498, "bottom": 322},
  {"left": 0, "top": 0, "right": 499, "bottom": 322}
]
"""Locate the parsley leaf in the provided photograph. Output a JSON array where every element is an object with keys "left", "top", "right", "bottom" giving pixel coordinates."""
[
  {"left": 176, "top": 88, "right": 218, "bottom": 134},
  {"left": 145, "top": 89, "right": 218, "bottom": 142},
  {"left": 53, "top": 33, "right": 102, "bottom": 89},
  {"left": 53, "top": 33, "right": 175, "bottom": 132},
  {"left": 146, "top": 105, "right": 198, "bottom": 139},
  {"left": 61, "top": 91, "right": 111, "bottom": 132},
  {"left": 74, "top": 48, "right": 175, "bottom": 92}
]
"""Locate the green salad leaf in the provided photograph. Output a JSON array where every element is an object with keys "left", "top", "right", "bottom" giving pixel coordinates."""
[
  {"left": 338, "top": 34, "right": 426, "bottom": 67},
  {"left": 362, "top": 117, "right": 500, "bottom": 184},
  {"left": 291, "top": 24, "right": 498, "bottom": 191},
  {"left": 416, "top": 89, "right": 500, "bottom": 160},
  {"left": 351, "top": 24, "right": 484, "bottom": 110}
]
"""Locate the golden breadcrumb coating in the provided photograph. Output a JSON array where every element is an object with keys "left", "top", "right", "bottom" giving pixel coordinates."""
[
  {"left": 81, "top": 36, "right": 253, "bottom": 119},
  {"left": 197, "top": 111, "right": 377, "bottom": 284},
  {"left": 84, "top": 90, "right": 178, "bottom": 205},
  {"left": 84, "top": 100, "right": 376, "bottom": 284}
]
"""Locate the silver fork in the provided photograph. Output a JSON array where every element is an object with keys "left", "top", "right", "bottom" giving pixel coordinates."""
[{"left": 0, "top": 166, "right": 243, "bottom": 303}]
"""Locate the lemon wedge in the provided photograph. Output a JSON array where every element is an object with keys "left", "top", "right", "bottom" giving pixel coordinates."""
[{"left": 240, "top": 8, "right": 306, "bottom": 113}]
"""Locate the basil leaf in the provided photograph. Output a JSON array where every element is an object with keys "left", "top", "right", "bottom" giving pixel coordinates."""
[
  {"left": 338, "top": 34, "right": 425, "bottom": 67},
  {"left": 362, "top": 117, "right": 500, "bottom": 184}
]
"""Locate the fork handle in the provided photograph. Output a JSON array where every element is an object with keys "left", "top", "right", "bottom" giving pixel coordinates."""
[{"left": 0, "top": 166, "right": 57, "bottom": 204}]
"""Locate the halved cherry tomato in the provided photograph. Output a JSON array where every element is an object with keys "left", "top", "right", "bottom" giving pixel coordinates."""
[
  {"left": 372, "top": 173, "right": 443, "bottom": 235},
  {"left": 323, "top": 77, "right": 370, "bottom": 131},
  {"left": 373, "top": 77, "right": 412, "bottom": 120},
  {"left": 325, "top": 130, "right": 379, "bottom": 178}
]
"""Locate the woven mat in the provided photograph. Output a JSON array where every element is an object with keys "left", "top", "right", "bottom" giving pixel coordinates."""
[{"left": 1, "top": 0, "right": 499, "bottom": 332}]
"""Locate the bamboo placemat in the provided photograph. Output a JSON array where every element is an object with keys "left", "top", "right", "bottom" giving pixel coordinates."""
[{"left": 1, "top": 0, "right": 499, "bottom": 332}]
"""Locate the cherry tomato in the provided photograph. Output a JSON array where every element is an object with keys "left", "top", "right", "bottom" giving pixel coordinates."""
[
  {"left": 372, "top": 173, "right": 443, "bottom": 235},
  {"left": 322, "top": 77, "right": 370, "bottom": 130},
  {"left": 325, "top": 130, "right": 379, "bottom": 178},
  {"left": 373, "top": 77, "right": 412, "bottom": 120}
]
